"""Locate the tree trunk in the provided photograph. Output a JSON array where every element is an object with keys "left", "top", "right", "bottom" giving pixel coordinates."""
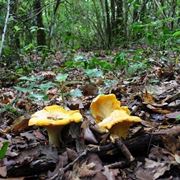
[
  {"left": 139, "top": 0, "right": 149, "bottom": 22},
  {"left": 124, "top": 0, "right": 129, "bottom": 40},
  {"left": 110, "top": 0, "right": 116, "bottom": 36},
  {"left": 105, "top": 0, "right": 111, "bottom": 48},
  {"left": 170, "top": 0, "right": 177, "bottom": 30},
  {"left": 0, "top": 0, "right": 11, "bottom": 59},
  {"left": 48, "top": 0, "right": 61, "bottom": 48},
  {"left": 34, "top": 0, "right": 46, "bottom": 46},
  {"left": 132, "top": 0, "right": 139, "bottom": 23},
  {"left": 116, "top": 0, "right": 124, "bottom": 36},
  {"left": 11, "top": 0, "right": 20, "bottom": 50},
  {"left": 93, "top": 0, "right": 107, "bottom": 47}
]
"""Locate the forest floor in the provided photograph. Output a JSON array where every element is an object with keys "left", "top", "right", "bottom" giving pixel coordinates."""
[{"left": 0, "top": 48, "right": 180, "bottom": 180}]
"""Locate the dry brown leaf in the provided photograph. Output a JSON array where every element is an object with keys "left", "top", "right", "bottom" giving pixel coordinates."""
[
  {"left": 145, "top": 158, "right": 171, "bottom": 180},
  {"left": 0, "top": 166, "right": 7, "bottom": 177},
  {"left": 11, "top": 114, "right": 31, "bottom": 133},
  {"left": 79, "top": 161, "right": 96, "bottom": 178},
  {"left": 146, "top": 104, "right": 171, "bottom": 114},
  {"left": 135, "top": 167, "right": 153, "bottom": 180},
  {"left": 103, "top": 166, "right": 120, "bottom": 180},
  {"left": 81, "top": 83, "right": 98, "bottom": 96},
  {"left": 143, "top": 90, "right": 155, "bottom": 104}
]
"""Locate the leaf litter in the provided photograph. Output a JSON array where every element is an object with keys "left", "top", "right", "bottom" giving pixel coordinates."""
[{"left": 0, "top": 50, "right": 179, "bottom": 179}]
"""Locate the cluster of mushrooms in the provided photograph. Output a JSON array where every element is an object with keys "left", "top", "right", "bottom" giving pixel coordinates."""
[{"left": 29, "top": 94, "right": 141, "bottom": 147}]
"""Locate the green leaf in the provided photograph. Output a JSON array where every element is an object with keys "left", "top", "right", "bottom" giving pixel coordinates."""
[
  {"left": 173, "top": 31, "right": 180, "bottom": 37},
  {"left": 19, "top": 76, "right": 36, "bottom": 81},
  {"left": 0, "top": 104, "right": 19, "bottom": 114},
  {"left": 0, "top": 141, "right": 9, "bottom": 159},
  {"left": 127, "top": 62, "right": 147, "bottom": 75},
  {"left": 85, "top": 69, "right": 103, "bottom": 78},
  {"left": 176, "top": 115, "right": 180, "bottom": 121},
  {"left": 14, "top": 86, "right": 32, "bottom": 93},
  {"left": 14, "top": 25, "right": 21, "bottom": 32},
  {"left": 15, "top": 68, "right": 25, "bottom": 75},
  {"left": 39, "top": 82, "right": 55, "bottom": 91},
  {"left": 29, "top": 93, "right": 48, "bottom": 101},
  {"left": 30, "top": 26, "right": 38, "bottom": 33},
  {"left": 70, "top": 88, "right": 83, "bottom": 97},
  {"left": 88, "top": 58, "right": 113, "bottom": 70},
  {"left": 104, "top": 79, "right": 118, "bottom": 87},
  {"left": 74, "top": 55, "right": 87, "bottom": 62},
  {"left": 113, "top": 52, "right": 128, "bottom": 68},
  {"left": 55, "top": 73, "right": 68, "bottom": 82}
]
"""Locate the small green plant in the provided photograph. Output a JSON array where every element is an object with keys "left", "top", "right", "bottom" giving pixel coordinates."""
[
  {"left": 87, "top": 57, "right": 113, "bottom": 71},
  {"left": 127, "top": 61, "right": 148, "bottom": 76},
  {"left": 133, "top": 49, "right": 144, "bottom": 61},
  {"left": 0, "top": 104, "right": 20, "bottom": 115},
  {"left": 64, "top": 56, "right": 113, "bottom": 71},
  {"left": 85, "top": 68, "right": 103, "bottom": 78},
  {"left": 55, "top": 73, "right": 68, "bottom": 82},
  {"left": 55, "top": 73, "right": 68, "bottom": 102},
  {"left": 64, "top": 60, "right": 85, "bottom": 69},
  {"left": 113, "top": 52, "right": 128, "bottom": 69},
  {"left": 173, "top": 30, "right": 180, "bottom": 38},
  {"left": 14, "top": 75, "right": 55, "bottom": 102},
  {"left": 69, "top": 88, "right": 83, "bottom": 97}
]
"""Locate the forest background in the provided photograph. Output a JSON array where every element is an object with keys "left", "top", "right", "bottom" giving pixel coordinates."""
[{"left": 0, "top": 0, "right": 179, "bottom": 61}]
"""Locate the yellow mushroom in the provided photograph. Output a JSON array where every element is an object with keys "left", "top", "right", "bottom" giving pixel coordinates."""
[
  {"left": 90, "top": 94, "right": 141, "bottom": 141},
  {"left": 28, "top": 105, "right": 82, "bottom": 147}
]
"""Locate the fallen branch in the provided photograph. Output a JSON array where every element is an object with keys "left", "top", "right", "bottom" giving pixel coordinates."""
[
  {"left": 49, "top": 151, "right": 87, "bottom": 180},
  {"left": 115, "top": 139, "right": 135, "bottom": 162},
  {"left": 105, "top": 161, "right": 128, "bottom": 169}
]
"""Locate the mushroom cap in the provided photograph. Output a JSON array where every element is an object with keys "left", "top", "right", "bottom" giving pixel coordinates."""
[
  {"left": 98, "top": 110, "right": 141, "bottom": 138},
  {"left": 90, "top": 94, "right": 141, "bottom": 139},
  {"left": 98, "top": 110, "right": 141, "bottom": 129},
  {"left": 28, "top": 105, "right": 82, "bottom": 126},
  {"left": 90, "top": 94, "right": 130, "bottom": 123}
]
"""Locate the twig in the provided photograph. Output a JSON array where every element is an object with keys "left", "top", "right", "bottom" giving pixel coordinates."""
[
  {"left": 152, "top": 125, "right": 180, "bottom": 136},
  {"left": 49, "top": 150, "right": 87, "bottom": 180},
  {"left": 115, "top": 139, "right": 135, "bottom": 162},
  {"left": 63, "top": 151, "right": 87, "bottom": 172},
  {"left": 164, "top": 92, "right": 180, "bottom": 103},
  {"left": 105, "top": 161, "right": 128, "bottom": 169},
  {"left": 87, "top": 143, "right": 115, "bottom": 153},
  {"left": 0, "top": 0, "right": 11, "bottom": 59}
]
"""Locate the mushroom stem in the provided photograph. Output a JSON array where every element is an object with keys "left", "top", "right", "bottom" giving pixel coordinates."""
[{"left": 46, "top": 126, "right": 63, "bottom": 147}]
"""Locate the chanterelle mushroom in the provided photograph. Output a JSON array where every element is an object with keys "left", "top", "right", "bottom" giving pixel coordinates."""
[
  {"left": 28, "top": 105, "right": 82, "bottom": 147},
  {"left": 90, "top": 94, "right": 141, "bottom": 140}
]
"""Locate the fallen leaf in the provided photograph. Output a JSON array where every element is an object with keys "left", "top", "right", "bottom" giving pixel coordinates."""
[
  {"left": 174, "top": 152, "right": 180, "bottom": 164},
  {"left": 0, "top": 166, "right": 7, "bottom": 177},
  {"left": 11, "top": 114, "right": 31, "bottom": 133},
  {"left": 20, "top": 132, "right": 36, "bottom": 141},
  {"left": 84, "top": 126, "right": 98, "bottom": 144},
  {"left": 146, "top": 104, "right": 171, "bottom": 114},
  {"left": 81, "top": 82, "right": 98, "bottom": 96},
  {"left": 103, "top": 166, "right": 120, "bottom": 180},
  {"left": 66, "top": 148, "right": 78, "bottom": 161},
  {"left": 143, "top": 91, "right": 155, "bottom": 104},
  {"left": 135, "top": 167, "right": 153, "bottom": 180},
  {"left": 145, "top": 158, "right": 171, "bottom": 179},
  {"left": 165, "top": 112, "right": 180, "bottom": 120}
]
